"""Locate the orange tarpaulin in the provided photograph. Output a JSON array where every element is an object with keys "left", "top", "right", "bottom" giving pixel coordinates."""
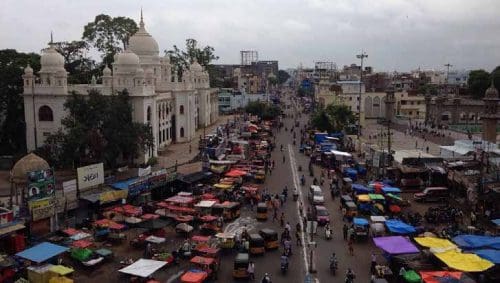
[
  {"left": 419, "top": 271, "right": 463, "bottom": 283},
  {"left": 225, "top": 170, "right": 247, "bottom": 177},
  {"left": 180, "top": 270, "right": 208, "bottom": 283},
  {"left": 94, "top": 219, "right": 125, "bottom": 230}
]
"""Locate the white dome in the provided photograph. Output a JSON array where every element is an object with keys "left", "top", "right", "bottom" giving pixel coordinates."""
[
  {"left": 24, "top": 64, "right": 33, "bottom": 75},
  {"left": 115, "top": 50, "right": 140, "bottom": 66},
  {"left": 135, "top": 68, "right": 145, "bottom": 77},
  {"left": 103, "top": 66, "right": 112, "bottom": 76},
  {"left": 40, "top": 46, "right": 65, "bottom": 72},
  {"left": 190, "top": 59, "right": 203, "bottom": 72},
  {"left": 128, "top": 17, "right": 159, "bottom": 57}
]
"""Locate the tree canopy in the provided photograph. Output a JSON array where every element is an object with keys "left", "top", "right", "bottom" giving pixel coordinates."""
[
  {"left": 52, "top": 40, "right": 98, "bottom": 84},
  {"left": 311, "top": 104, "right": 355, "bottom": 132},
  {"left": 245, "top": 101, "right": 280, "bottom": 120},
  {"left": 0, "top": 49, "right": 40, "bottom": 155},
  {"left": 82, "top": 14, "right": 138, "bottom": 66},
  {"left": 492, "top": 66, "right": 500, "bottom": 91},
  {"left": 37, "top": 89, "right": 154, "bottom": 169},
  {"left": 277, "top": 70, "right": 290, "bottom": 85},
  {"left": 467, "top": 69, "right": 490, "bottom": 99},
  {"left": 165, "top": 38, "right": 219, "bottom": 78}
]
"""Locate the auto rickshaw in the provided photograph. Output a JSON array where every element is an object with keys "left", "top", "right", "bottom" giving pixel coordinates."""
[
  {"left": 248, "top": 234, "right": 265, "bottom": 255},
  {"left": 356, "top": 194, "right": 372, "bottom": 215},
  {"left": 254, "top": 170, "right": 266, "bottom": 183},
  {"left": 232, "top": 253, "right": 250, "bottom": 279},
  {"left": 342, "top": 177, "right": 353, "bottom": 192},
  {"left": 353, "top": 217, "right": 369, "bottom": 241},
  {"left": 222, "top": 202, "right": 241, "bottom": 221},
  {"left": 256, "top": 203, "right": 268, "bottom": 221},
  {"left": 215, "top": 233, "right": 235, "bottom": 249},
  {"left": 344, "top": 201, "right": 358, "bottom": 220},
  {"left": 180, "top": 269, "right": 208, "bottom": 283},
  {"left": 259, "top": 228, "right": 279, "bottom": 250},
  {"left": 340, "top": 195, "right": 353, "bottom": 207},
  {"left": 189, "top": 256, "right": 218, "bottom": 280}
]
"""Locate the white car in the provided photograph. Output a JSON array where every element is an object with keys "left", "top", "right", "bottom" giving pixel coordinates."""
[{"left": 309, "top": 185, "right": 324, "bottom": 205}]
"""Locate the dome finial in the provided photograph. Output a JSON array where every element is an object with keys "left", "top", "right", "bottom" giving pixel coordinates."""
[{"left": 140, "top": 7, "right": 144, "bottom": 28}]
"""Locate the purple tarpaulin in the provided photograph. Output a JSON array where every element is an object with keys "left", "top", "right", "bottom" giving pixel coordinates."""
[{"left": 373, "top": 236, "right": 420, "bottom": 255}]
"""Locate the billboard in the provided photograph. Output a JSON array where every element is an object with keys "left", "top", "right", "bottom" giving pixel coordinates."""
[
  {"left": 29, "top": 197, "right": 56, "bottom": 221},
  {"left": 27, "top": 168, "right": 55, "bottom": 201},
  {"left": 77, "top": 163, "right": 104, "bottom": 190}
]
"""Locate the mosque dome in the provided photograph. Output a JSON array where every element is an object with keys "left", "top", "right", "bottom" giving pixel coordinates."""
[
  {"left": 103, "top": 65, "right": 112, "bottom": 76},
  {"left": 40, "top": 46, "right": 65, "bottom": 72},
  {"left": 10, "top": 153, "right": 49, "bottom": 184},
  {"left": 115, "top": 49, "right": 140, "bottom": 66},
  {"left": 24, "top": 64, "right": 33, "bottom": 75},
  {"left": 485, "top": 81, "right": 499, "bottom": 99},
  {"left": 190, "top": 59, "right": 203, "bottom": 72},
  {"left": 128, "top": 11, "right": 159, "bottom": 57},
  {"left": 135, "top": 68, "right": 145, "bottom": 77}
]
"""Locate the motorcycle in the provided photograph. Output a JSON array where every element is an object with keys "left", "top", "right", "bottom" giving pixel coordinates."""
[
  {"left": 293, "top": 192, "right": 299, "bottom": 202},
  {"left": 281, "top": 260, "right": 288, "bottom": 274},
  {"left": 329, "top": 260, "right": 337, "bottom": 275},
  {"left": 300, "top": 176, "right": 305, "bottom": 186}
]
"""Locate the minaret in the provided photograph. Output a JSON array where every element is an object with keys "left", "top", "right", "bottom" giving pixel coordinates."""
[
  {"left": 481, "top": 80, "right": 499, "bottom": 144},
  {"left": 384, "top": 85, "right": 396, "bottom": 123}
]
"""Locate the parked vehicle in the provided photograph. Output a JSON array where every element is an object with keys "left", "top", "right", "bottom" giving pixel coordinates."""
[
  {"left": 259, "top": 228, "right": 279, "bottom": 250},
  {"left": 308, "top": 185, "right": 324, "bottom": 205},
  {"left": 314, "top": 205, "right": 330, "bottom": 226},
  {"left": 414, "top": 187, "right": 449, "bottom": 202},
  {"left": 232, "top": 253, "right": 250, "bottom": 279},
  {"left": 249, "top": 234, "right": 265, "bottom": 255},
  {"left": 256, "top": 202, "right": 268, "bottom": 221}
]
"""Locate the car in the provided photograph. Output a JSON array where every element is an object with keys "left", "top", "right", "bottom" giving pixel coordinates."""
[
  {"left": 414, "top": 187, "right": 449, "bottom": 202},
  {"left": 314, "top": 205, "right": 330, "bottom": 225},
  {"left": 309, "top": 185, "right": 324, "bottom": 205}
]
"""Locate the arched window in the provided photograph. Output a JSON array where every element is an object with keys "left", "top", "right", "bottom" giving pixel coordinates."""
[
  {"left": 180, "top": 105, "right": 184, "bottom": 115},
  {"left": 38, "top": 105, "right": 53, "bottom": 121},
  {"left": 146, "top": 106, "right": 151, "bottom": 123},
  {"left": 180, "top": 127, "right": 185, "bottom": 138}
]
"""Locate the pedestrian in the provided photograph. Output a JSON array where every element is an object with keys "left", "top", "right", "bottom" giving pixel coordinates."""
[
  {"left": 189, "top": 144, "right": 192, "bottom": 153},
  {"left": 343, "top": 223, "right": 348, "bottom": 241},
  {"left": 296, "top": 230, "right": 302, "bottom": 246},
  {"left": 399, "top": 266, "right": 406, "bottom": 283},
  {"left": 370, "top": 253, "right": 377, "bottom": 274},
  {"left": 280, "top": 212, "right": 285, "bottom": 227},
  {"left": 426, "top": 146, "right": 429, "bottom": 153},
  {"left": 285, "top": 222, "right": 291, "bottom": 232},
  {"left": 273, "top": 209, "right": 278, "bottom": 222},
  {"left": 247, "top": 261, "right": 255, "bottom": 280},
  {"left": 144, "top": 242, "right": 153, "bottom": 259},
  {"left": 342, "top": 207, "right": 347, "bottom": 221},
  {"left": 470, "top": 211, "right": 476, "bottom": 226},
  {"left": 348, "top": 238, "right": 354, "bottom": 255}
]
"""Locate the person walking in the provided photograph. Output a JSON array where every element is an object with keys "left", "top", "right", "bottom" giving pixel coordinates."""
[
  {"left": 295, "top": 229, "right": 302, "bottom": 246},
  {"left": 247, "top": 261, "right": 255, "bottom": 280},
  {"left": 343, "top": 224, "right": 348, "bottom": 241},
  {"left": 348, "top": 238, "right": 354, "bottom": 255},
  {"left": 370, "top": 253, "right": 377, "bottom": 274},
  {"left": 272, "top": 208, "right": 278, "bottom": 222}
]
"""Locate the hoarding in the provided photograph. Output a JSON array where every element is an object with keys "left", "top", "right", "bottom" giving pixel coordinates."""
[
  {"left": 26, "top": 168, "right": 55, "bottom": 201},
  {"left": 77, "top": 163, "right": 104, "bottom": 190}
]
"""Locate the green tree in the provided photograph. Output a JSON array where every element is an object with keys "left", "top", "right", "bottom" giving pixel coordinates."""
[
  {"left": 0, "top": 49, "right": 40, "bottom": 155},
  {"left": 492, "top": 66, "right": 500, "bottom": 91},
  {"left": 467, "top": 69, "right": 490, "bottom": 99},
  {"left": 311, "top": 104, "right": 355, "bottom": 132},
  {"left": 166, "top": 38, "right": 219, "bottom": 78},
  {"left": 245, "top": 101, "right": 280, "bottom": 120},
  {"left": 52, "top": 40, "right": 98, "bottom": 84},
  {"left": 311, "top": 108, "right": 334, "bottom": 132},
  {"left": 82, "top": 14, "right": 138, "bottom": 66},
  {"left": 277, "top": 70, "right": 290, "bottom": 85}
]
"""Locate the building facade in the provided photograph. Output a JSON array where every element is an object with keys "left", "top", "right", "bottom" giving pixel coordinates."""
[{"left": 22, "top": 14, "right": 219, "bottom": 163}]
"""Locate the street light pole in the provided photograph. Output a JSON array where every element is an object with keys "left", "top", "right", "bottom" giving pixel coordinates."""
[
  {"left": 444, "top": 63, "right": 452, "bottom": 94},
  {"left": 356, "top": 51, "right": 368, "bottom": 151}
]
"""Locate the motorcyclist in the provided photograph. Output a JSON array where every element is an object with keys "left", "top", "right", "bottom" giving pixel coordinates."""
[
  {"left": 280, "top": 144, "right": 283, "bottom": 151},
  {"left": 313, "top": 177, "right": 318, "bottom": 185},
  {"left": 280, "top": 254, "right": 289, "bottom": 269},
  {"left": 300, "top": 175, "right": 305, "bottom": 185},
  {"left": 261, "top": 273, "right": 272, "bottom": 283},
  {"left": 293, "top": 188, "right": 299, "bottom": 201},
  {"left": 345, "top": 268, "right": 356, "bottom": 283},
  {"left": 329, "top": 252, "right": 338, "bottom": 269}
]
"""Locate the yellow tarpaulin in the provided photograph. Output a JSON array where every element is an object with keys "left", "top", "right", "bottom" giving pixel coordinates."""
[
  {"left": 49, "top": 276, "right": 73, "bottom": 283},
  {"left": 414, "top": 237, "right": 457, "bottom": 251},
  {"left": 357, "top": 194, "right": 370, "bottom": 202},
  {"left": 214, "top": 183, "right": 232, "bottom": 190},
  {"left": 49, "top": 265, "right": 74, "bottom": 276},
  {"left": 434, "top": 250, "right": 494, "bottom": 272}
]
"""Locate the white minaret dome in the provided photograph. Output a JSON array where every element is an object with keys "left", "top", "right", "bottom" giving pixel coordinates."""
[
  {"left": 128, "top": 10, "right": 159, "bottom": 57},
  {"left": 103, "top": 65, "right": 112, "bottom": 76},
  {"left": 190, "top": 59, "right": 203, "bottom": 72},
  {"left": 40, "top": 45, "right": 65, "bottom": 72},
  {"left": 24, "top": 64, "right": 34, "bottom": 75},
  {"left": 135, "top": 68, "right": 145, "bottom": 77},
  {"left": 115, "top": 49, "right": 140, "bottom": 66}
]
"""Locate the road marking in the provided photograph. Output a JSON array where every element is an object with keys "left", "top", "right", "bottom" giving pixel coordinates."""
[{"left": 288, "top": 144, "right": 319, "bottom": 282}]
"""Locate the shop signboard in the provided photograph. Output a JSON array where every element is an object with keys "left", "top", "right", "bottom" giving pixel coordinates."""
[
  {"left": 128, "top": 177, "right": 149, "bottom": 196},
  {"left": 29, "top": 197, "right": 56, "bottom": 221},
  {"left": 138, "top": 166, "right": 152, "bottom": 177},
  {"left": 26, "top": 168, "right": 55, "bottom": 201},
  {"left": 77, "top": 163, "right": 104, "bottom": 190}
]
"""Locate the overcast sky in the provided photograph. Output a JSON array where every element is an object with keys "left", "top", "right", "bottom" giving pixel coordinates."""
[{"left": 1, "top": 0, "right": 499, "bottom": 72}]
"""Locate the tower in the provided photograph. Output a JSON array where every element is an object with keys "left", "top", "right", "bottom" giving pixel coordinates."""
[
  {"left": 384, "top": 85, "right": 396, "bottom": 123},
  {"left": 481, "top": 81, "right": 499, "bottom": 144}
]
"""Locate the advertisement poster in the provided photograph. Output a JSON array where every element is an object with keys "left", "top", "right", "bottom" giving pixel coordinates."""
[
  {"left": 29, "top": 197, "right": 56, "bottom": 221},
  {"left": 77, "top": 163, "right": 104, "bottom": 190},
  {"left": 26, "top": 168, "right": 55, "bottom": 201}
]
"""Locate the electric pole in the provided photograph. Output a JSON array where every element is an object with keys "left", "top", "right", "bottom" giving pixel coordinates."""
[
  {"left": 356, "top": 51, "right": 368, "bottom": 152},
  {"left": 444, "top": 63, "right": 453, "bottom": 95}
]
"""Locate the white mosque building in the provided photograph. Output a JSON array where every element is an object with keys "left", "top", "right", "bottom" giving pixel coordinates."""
[{"left": 21, "top": 12, "right": 219, "bottom": 163}]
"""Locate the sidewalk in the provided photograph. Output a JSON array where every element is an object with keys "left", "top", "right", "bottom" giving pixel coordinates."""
[{"left": 157, "top": 115, "right": 234, "bottom": 168}]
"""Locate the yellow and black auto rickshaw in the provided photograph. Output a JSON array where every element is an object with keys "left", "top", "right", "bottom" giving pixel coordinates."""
[
  {"left": 259, "top": 228, "right": 278, "bottom": 250},
  {"left": 249, "top": 233, "right": 265, "bottom": 255},
  {"left": 256, "top": 203, "right": 268, "bottom": 221},
  {"left": 345, "top": 201, "right": 358, "bottom": 219},
  {"left": 232, "top": 253, "right": 249, "bottom": 279}
]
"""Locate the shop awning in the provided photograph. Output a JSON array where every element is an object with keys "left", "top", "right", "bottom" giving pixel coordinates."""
[
  {"left": 0, "top": 223, "right": 25, "bottom": 236},
  {"left": 373, "top": 236, "right": 419, "bottom": 255},
  {"left": 414, "top": 237, "right": 457, "bottom": 252},
  {"left": 385, "top": 220, "right": 416, "bottom": 234},
  {"left": 452, "top": 234, "right": 500, "bottom": 250},
  {"left": 434, "top": 250, "right": 494, "bottom": 272},
  {"left": 119, "top": 258, "right": 167, "bottom": 277},
  {"left": 472, "top": 249, "right": 500, "bottom": 264},
  {"left": 16, "top": 242, "right": 69, "bottom": 263}
]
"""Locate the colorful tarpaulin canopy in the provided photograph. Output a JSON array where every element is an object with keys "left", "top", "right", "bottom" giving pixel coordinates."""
[
  {"left": 382, "top": 187, "right": 401, "bottom": 194},
  {"left": 414, "top": 237, "right": 457, "bottom": 252},
  {"left": 419, "top": 271, "right": 467, "bottom": 283},
  {"left": 368, "top": 194, "right": 385, "bottom": 201},
  {"left": 452, "top": 234, "right": 500, "bottom": 250},
  {"left": 119, "top": 259, "right": 167, "bottom": 277},
  {"left": 472, "top": 249, "right": 500, "bottom": 264},
  {"left": 225, "top": 169, "right": 247, "bottom": 177},
  {"left": 385, "top": 220, "right": 416, "bottom": 234},
  {"left": 373, "top": 236, "right": 419, "bottom": 254},
  {"left": 352, "top": 184, "right": 372, "bottom": 193},
  {"left": 180, "top": 269, "right": 208, "bottom": 283},
  {"left": 434, "top": 250, "right": 494, "bottom": 272},
  {"left": 16, "top": 242, "right": 69, "bottom": 263},
  {"left": 403, "top": 270, "right": 421, "bottom": 283},
  {"left": 357, "top": 194, "right": 371, "bottom": 202},
  {"left": 49, "top": 265, "right": 74, "bottom": 276},
  {"left": 353, "top": 217, "right": 369, "bottom": 226},
  {"left": 386, "top": 193, "right": 402, "bottom": 201}
]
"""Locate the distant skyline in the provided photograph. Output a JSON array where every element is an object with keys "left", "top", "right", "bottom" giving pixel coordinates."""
[{"left": 1, "top": 0, "right": 499, "bottom": 72}]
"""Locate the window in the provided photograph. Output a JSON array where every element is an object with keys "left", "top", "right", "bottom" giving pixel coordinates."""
[
  {"left": 180, "top": 105, "right": 184, "bottom": 114},
  {"left": 146, "top": 106, "right": 151, "bottom": 122},
  {"left": 180, "top": 127, "right": 185, "bottom": 138},
  {"left": 38, "top": 105, "right": 53, "bottom": 121}
]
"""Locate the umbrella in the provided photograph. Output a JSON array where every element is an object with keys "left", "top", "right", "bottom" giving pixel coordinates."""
[
  {"left": 125, "top": 217, "right": 143, "bottom": 224},
  {"left": 176, "top": 223, "right": 194, "bottom": 233}
]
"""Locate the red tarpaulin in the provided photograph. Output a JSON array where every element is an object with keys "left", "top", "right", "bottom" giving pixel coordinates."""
[
  {"left": 112, "top": 204, "right": 142, "bottom": 216},
  {"left": 94, "top": 219, "right": 126, "bottom": 230},
  {"left": 62, "top": 228, "right": 79, "bottom": 236},
  {"left": 200, "top": 215, "right": 217, "bottom": 222},
  {"left": 419, "top": 271, "right": 463, "bottom": 283},
  {"left": 165, "top": 195, "right": 195, "bottom": 205},
  {"left": 175, "top": 215, "right": 194, "bottom": 222},
  {"left": 201, "top": 193, "right": 217, "bottom": 200},
  {"left": 72, "top": 240, "right": 93, "bottom": 248},
  {"left": 141, "top": 214, "right": 160, "bottom": 220},
  {"left": 389, "top": 205, "right": 401, "bottom": 213},
  {"left": 225, "top": 170, "right": 247, "bottom": 177}
]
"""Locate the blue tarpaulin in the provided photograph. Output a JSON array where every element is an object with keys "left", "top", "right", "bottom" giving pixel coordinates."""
[
  {"left": 314, "top": 133, "right": 329, "bottom": 144},
  {"left": 344, "top": 168, "right": 357, "bottom": 180},
  {"left": 16, "top": 242, "right": 68, "bottom": 263},
  {"left": 111, "top": 178, "right": 138, "bottom": 190},
  {"left": 492, "top": 219, "right": 500, "bottom": 226},
  {"left": 452, "top": 235, "right": 500, "bottom": 250},
  {"left": 385, "top": 219, "right": 416, "bottom": 235},
  {"left": 382, "top": 187, "right": 402, "bottom": 194},
  {"left": 352, "top": 184, "right": 373, "bottom": 194},
  {"left": 472, "top": 249, "right": 500, "bottom": 264},
  {"left": 353, "top": 217, "right": 369, "bottom": 226}
]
